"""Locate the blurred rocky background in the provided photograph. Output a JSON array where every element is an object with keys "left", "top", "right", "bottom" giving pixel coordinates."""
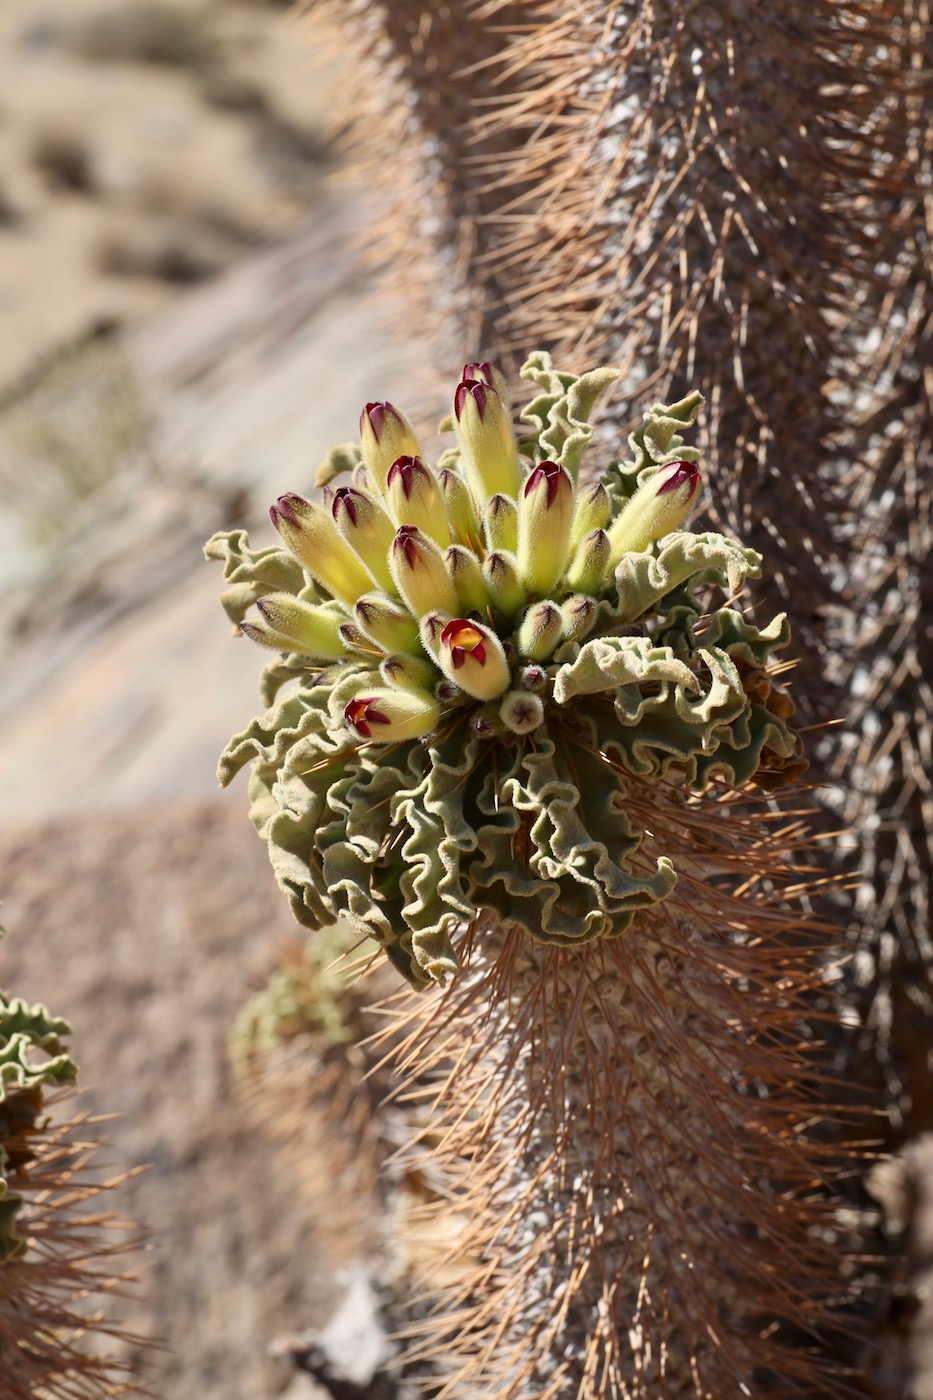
[{"left": 0, "top": 3, "right": 420, "bottom": 1395}]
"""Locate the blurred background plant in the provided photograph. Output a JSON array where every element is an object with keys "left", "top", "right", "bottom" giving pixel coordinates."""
[{"left": 0, "top": 976, "right": 146, "bottom": 1398}]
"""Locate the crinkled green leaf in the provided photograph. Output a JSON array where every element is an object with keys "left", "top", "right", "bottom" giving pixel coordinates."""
[
  {"left": 0, "top": 998, "right": 76, "bottom": 1103},
  {"left": 553, "top": 635, "right": 700, "bottom": 703},
  {"left": 205, "top": 529, "right": 311, "bottom": 628},
  {"left": 315, "top": 441, "right": 361, "bottom": 488},
  {"left": 601, "top": 531, "right": 761, "bottom": 626},
  {"left": 0, "top": 995, "right": 77, "bottom": 1260},
  {"left": 519, "top": 350, "right": 620, "bottom": 480},
  {"left": 600, "top": 390, "right": 704, "bottom": 512}
]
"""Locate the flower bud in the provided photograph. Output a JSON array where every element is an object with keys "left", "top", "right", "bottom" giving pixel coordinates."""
[
  {"left": 359, "top": 401, "right": 422, "bottom": 495},
  {"left": 270, "top": 494, "right": 373, "bottom": 607},
  {"left": 445, "top": 544, "right": 489, "bottom": 615},
  {"left": 565, "top": 527, "right": 611, "bottom": 594},
  {"left": 462, "top": 360, "right": 508, "bottom": 402},
  {"left": 344, "top": 687, "right": 440, "bottom": 743},
  {"left": 499, "top": 689, "right": 545, "bottom": 736},
  {"left": 246, "top": 594, "right": 346, "bottom": 657},
  {"left": 354, "top": 592, "right": 422, "bottom": 654},
  {"left": 472, "top": 711, "right": 502, "bottom": 740},
  {"left": 482, "top": 550, "right": 526, "bottom": 618},
  {"left": 453, "top": 380, "right": 522, "bottom": 506},
  {"left": 518, "top": 664, "right": 548, "bottom": 692},
  {"left": 389, "top": 525, "right": 459, "bottom": 619},
  {"left": 516, "top": 600, "right": 563, "bottom": 661},
  {"left": 338, "top": 621, "right": 382, "bottom": 657},
  {"left": 560, "top": 594, "right": 597, "bottom": 643},
  {"left": 438, "top": 468, "right": 481, "bottom": 548},
  {"left": 517, "top": 460, "right": 574, "bottom": 594},
  {"left": 386, "top": 456, "right": 450, "bottom": 545},
  {"left": 331, "top": 486, "right": 398, "bottom": 594},
  {"left": 380, "top": 653, "right": 437, "bottom": 691},
  {"left": 571, "top": 480, "right": 610, "bottom": 550},
  {"left": 483, "top": 493, "right": 518, "bottom": 553},
  {"left": 436, "top": 618, "right": 511, "bottom": 701},
  {"left": 606, "top": 460, "right": 700, "bottom": 568}
]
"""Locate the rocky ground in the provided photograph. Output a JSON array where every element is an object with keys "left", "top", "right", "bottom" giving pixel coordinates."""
[{"left": 0, "top": 5, "right": 423, "bottom": 1396}]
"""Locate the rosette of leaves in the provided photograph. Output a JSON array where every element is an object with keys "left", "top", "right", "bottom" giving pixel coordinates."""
[
  {"left": 207, "top": 352, "right": 804, "bottom": 988},
  {"left": 0, "top": 995, "right": 77, "bottom": 1262},
  {"left": 0, "top": 981, "right": 144, "bottom": 1398}
]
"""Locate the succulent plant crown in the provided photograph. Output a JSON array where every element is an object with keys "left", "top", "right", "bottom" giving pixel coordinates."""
[
  {"left": 0, "top": 993, "right": 77, "bottom": 1261},
  {"left": 207, "top": 351, "right": 804, "bottom": 987}
]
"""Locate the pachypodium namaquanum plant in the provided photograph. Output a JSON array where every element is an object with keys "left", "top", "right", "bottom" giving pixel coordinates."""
[
  {"left": 207, "top": 351, "right": 804, "bottom": 988},
  {"left": 0, "top": 994, "right": 76, "bottom": 1262}
]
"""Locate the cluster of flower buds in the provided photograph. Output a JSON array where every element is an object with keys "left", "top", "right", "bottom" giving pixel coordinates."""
[{"left": 246, "top": 361, "right": 701, "bottom": 744}]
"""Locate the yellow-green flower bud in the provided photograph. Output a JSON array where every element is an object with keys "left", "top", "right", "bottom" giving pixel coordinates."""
[
  {"left": 338, "top": 621, "right": 382, "bottom": 657},
  {"left": 462, "top": 359, "right": 508, "bottom": 403},
  {"left": 606, "top": 461, "right": 700, "bottom": 568},
  {"left": 499, "top": 689, "right": 545, "bottom": 735},
  {"left": 445, "top": 544, "right": 489, "bottom": 615},
  {"left": 453, "top": 380, "right": 522, "bottom": 507},
  {"left": 436, "top": 618, "right": 511, "bottom": 701},
  {"left": 240, "top": 595, "right": 347, "bottom": 659},
  {"left": 482, "top": 550, "right": 526, "bottom": 618},
  {"left": 386, "top": 456, "right": 450, "bottom": 546},
  {"left": 483, "top": 493, "right": 518, "bottom": 553},
  {"left": 331, "top": 486, "right": 398, "bottom": 595},
  {"left": 270, "top": 494, "right": 373, "bottom": 607},
  {"left": 560, "top": 594, "right": 597, "bottom": 643},
  {"left": 516, "top": 600, "right": 563, "bottom": 661},
  {"left": 570, "top": 480, "right": 610, "bottom": 551},
  {"left": 380, "top": 653, "right": 437, "bottom": 691},
  {"left": 354, "top": 592, "right": 422, "bottom": 654},
  {"left": 565, "top": 527, "right": 611, "bottom": 594},
  {"left": 389, "top": 525, "right": 459, "bottom": 619},
  {"left": 344, "top": 686, "right": 440, "bottom": 743},
  {"left": 359, "top": 401, "right": 422, "bottom": 496},
  {"left": 438, "top": 468, "right": 481, "bottom": 549},
  {"left": 517, "top": 460, "right": 574, "bottom": 595}
]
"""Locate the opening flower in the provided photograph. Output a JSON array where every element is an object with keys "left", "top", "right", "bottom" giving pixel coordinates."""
[{"left": 438, "top": 618, "right": 511, "bottom": 700}]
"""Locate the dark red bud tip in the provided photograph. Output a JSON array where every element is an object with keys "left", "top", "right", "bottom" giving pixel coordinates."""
[
  {"left": 657, "top": 461, "right": 700, "bottom": 497},
  {"left": 441, "top": 618, "right": 487, "bottom": 668},
  {"left": 462, "top": 360, "right": 494, "bottom": 385},
  {"left": 387, "top": 455, "right": 427, "bottom": 498},
  {"left": 360, "top": 401, "right": 388, "bottom": 439},
  {"left": 269, "top": 505, "right": 280, "bottom": 528},
  {"left": 331, "top": 486, "right": 358, "bottom": 526},
  {"left": 524, "top": 460, "right": 566, "bottom": 506},
  {"left": 255, "top": 598, "right": 274, "bottom": 621},
  {"left": 345, "top": 697, "right": 390, "bottom": 737},
  {"left": 454, "top": 379, "right": 490, "bottom": 421},
  {"left": 274, "top": 492, "right": 307, "bottom": 523},
  {"left": 394, "top": 523, "right": 420, "bottom": 567}
]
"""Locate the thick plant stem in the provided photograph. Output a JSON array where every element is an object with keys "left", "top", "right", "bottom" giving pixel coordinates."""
[
  {"left": 382, "top": 792, "right": 859, "bottom": 1398},
  {"left": 303, "top": 0, "right": 933, "bottom": 1131}
]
